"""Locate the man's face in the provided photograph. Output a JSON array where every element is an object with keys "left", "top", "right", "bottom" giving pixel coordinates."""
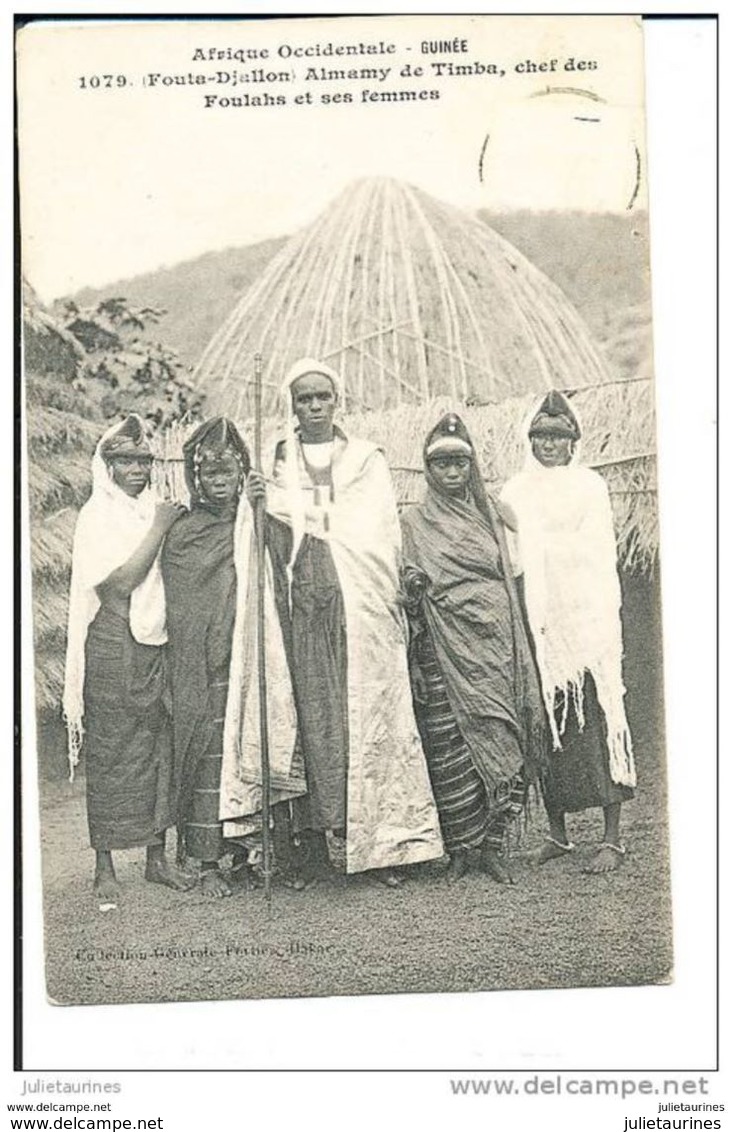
[
  {"left": 291, "top": 373, "right": 337, "bottom": 442},
  {"left": 531, "top": 433, "right": 574, "bottom": 468},
  {"left": 109, "top": 453, "right": 153, "bottom": 496},
  {"left": 198, "top": 451, "right": 241, "bottom": 506},
  {"left": 428, "top": 453, "right": 472, "bottom": 496}
]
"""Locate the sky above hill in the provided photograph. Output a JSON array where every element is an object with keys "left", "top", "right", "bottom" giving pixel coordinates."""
[{"left": 17, "top": 14, "right": 647, "bottom": 303}]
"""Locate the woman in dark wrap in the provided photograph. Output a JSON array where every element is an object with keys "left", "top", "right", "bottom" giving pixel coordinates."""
[
  {"left": 161, "top": 417, "right": 251, "bottom": 897},
  {"left": 400, "top": 413, "right": 546, "bottom": 884}
]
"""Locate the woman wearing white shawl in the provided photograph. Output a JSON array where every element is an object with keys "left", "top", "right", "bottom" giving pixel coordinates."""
[
  {"left": 245, "top": 359, "right": 443, "bottom": 885},
  {"left": 500, "top": 391, "right": 636, "bottom": 874},
  {"left": 63, "top": 414, "right": 192, "bottom": 904}
]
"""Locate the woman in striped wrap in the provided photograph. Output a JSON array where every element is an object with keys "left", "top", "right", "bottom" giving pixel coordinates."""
[{"left": 400, "top": 413, "right": 546, "bottom": 884}]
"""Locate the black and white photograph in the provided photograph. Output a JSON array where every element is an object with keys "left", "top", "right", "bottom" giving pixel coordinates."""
[{"left": 15, "top": 13, "right": 715, "bottom": 1078}]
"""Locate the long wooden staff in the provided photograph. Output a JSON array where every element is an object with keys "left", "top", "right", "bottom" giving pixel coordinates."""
[{"left": 253, "top": 353, "right": 273, "bottom": 910}]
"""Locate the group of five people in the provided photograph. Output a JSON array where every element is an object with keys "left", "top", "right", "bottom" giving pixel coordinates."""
[{"left": 63, "top": 359, "right": 636, "bottom": 905}]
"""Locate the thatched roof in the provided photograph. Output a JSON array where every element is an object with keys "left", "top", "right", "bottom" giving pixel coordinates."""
[
  {"left": 23, "top": 280, "right": 85, "bottom": 381},
  {"left": 23, "top": 281, "right": 100, "bottom": 714},
  {"left": 194, "top": 178, "right": 612, "bottom": 417}
]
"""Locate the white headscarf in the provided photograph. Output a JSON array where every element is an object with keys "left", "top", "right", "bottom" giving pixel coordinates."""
[
  {"left": 278, "top": 357, "right": 343, "bottom": 574},
  {"left": 501, "top": 394, "right": 636, "bottom": 787},
  {"left": 63, "top": 416, "right": 167, "bottom": 777}
]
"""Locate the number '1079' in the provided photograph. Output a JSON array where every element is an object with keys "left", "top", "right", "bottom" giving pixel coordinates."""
[{"left": 78, "top": 75, "right": 128, "bottom": 89}]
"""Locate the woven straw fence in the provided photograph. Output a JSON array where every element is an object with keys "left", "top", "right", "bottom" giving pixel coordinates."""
[{"left": 152, "top": 376, "right": 658, "bottom": 575}]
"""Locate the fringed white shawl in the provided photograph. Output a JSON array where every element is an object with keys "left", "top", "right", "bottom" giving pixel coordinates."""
[
  {"left": 500, "top": 402, "right": 636, "bottom": 787},
  {"left": 63, "top": 417, "right": 167, "bottom": 778}
]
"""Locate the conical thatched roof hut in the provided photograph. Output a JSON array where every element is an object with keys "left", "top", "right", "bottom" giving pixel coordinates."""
[
  {"left": 193, "top": 178, "right": 612, "bottom": 417},
  {"left": 187, "top": 178, "right": 657, "bottom": 572}
]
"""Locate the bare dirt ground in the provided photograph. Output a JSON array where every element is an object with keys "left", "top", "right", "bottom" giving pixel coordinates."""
[
  {"left": 37, "top": 577, "right": 671, "bottom": 1008},
  {"left": 39, "top": 748, "right": 671, "bottom": 1008}
]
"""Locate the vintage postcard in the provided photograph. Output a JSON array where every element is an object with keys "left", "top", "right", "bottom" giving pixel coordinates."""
[{"left": 18, "top": 13, "right": 671, "bottom": 1018}]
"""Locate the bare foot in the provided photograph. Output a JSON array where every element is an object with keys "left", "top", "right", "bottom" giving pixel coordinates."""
[
  {"left": 281, "top": 870, "right": 320, "bottom": 891},
  {"left": 200, "top": 868, "right": 232, "bottom": 898},
  {"left": 281, "top": 872, "right": 307, "bottom": 891},
  {"left": 290, "top": 854, "right": 340, "bottom": 889},
  {"left": 369, "top": 868, "right": 404, "bottom": 889},
  {"left": 446, "top": 850, "right": 469, "bottom": 884},
  {"left": 229, "top": 857, "right": 253, "bottom": 890},
  {"left": 145, "top": 859, "right": 196, "bottom": 891},
  {"left": 93, "top": 870, "right": 120, "bottom": 904},
  {"left": 535, "top": 837, "right": 575, "bottom": 866},
  {"left": 481, "top": 847, "right": 516, "bottom": 885},
  {"left": 583, "top": 843, "right": 625, "bottom": 875}
]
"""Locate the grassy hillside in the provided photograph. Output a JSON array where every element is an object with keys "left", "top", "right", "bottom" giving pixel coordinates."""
[
  {"left": 73, "top": 236, "right": 287, "bottom": 371},
  {"left": 483, "top": 210, "right": 651, "bottom": 337}
]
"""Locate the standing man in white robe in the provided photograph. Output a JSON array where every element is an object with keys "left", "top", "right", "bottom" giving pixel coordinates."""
[{"left": 246, "top": 358, "right": 443, "bottom": 887}]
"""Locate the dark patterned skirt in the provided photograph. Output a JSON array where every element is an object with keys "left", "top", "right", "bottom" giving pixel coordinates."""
[
  {"left": 413, "top": 628, "right": 525, "bottom": 853},
  {"left": 541, "top": 673, "right": 635, "bottom": 814},
  {"left": 84, "top": 604, "right": 173, "bottom": 851},
  {"left": 185, "top": 678, "right": 229, "bottom": 863}
]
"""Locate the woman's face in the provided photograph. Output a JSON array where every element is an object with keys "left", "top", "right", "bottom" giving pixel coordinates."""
[
  {"left": 109, "top": 453, "right": 153, "bottom": 497},
  {"left": 198, "top": 451, "right": 241, "bottom": 506},
  {"left": 291, "top": 373, "right": 337, "bottom": 442},
  {"left": 531, "top": 434, "right": 574, "bottom": 468},
  {"left": 428, "top": 453, "right": 472, "bottom": 496}
]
